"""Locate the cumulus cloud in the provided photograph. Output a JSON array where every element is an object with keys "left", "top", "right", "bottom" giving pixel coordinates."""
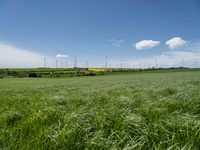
[
  {"left": 0, "top": 43, "right": 54, "bottom": 68},
  {"left": 56, "top": 54, "right": 69, "bottom": 58},
  {"left": 135, "top": 40, "right": 160, "bottom": 50},
  {"left": 165, "top": 37, "right": 187, "bottom": 50},
  {"left": 110, "top": 38, "right": 124, "bottom": 47},
  {"left": 99, "top": 41, "right": 200, "bottom": 68}
]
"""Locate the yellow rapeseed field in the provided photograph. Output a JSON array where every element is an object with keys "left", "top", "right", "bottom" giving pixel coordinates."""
[{"left": 88, "top": 68, "right": 109, "bottom": 72}]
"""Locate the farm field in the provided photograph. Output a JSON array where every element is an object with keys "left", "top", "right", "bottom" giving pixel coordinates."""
[{"left": 1, "top": 70, "right": 200, "bottom": 149}]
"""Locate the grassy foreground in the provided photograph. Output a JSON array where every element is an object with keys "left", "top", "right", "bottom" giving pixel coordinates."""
[{"left": 0, "top": 71, "right": 200, "bottom": 149}]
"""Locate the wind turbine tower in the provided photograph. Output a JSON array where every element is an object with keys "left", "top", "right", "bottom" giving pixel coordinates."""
[
  {"left": 44, "top": 57, "right": 46, "bottom": 68},
  {"left": 105, "top": 55, "right": 108, "bottom": 68},
  {"left": 74, "top": 56, "right": 77, "bottom": 68}
]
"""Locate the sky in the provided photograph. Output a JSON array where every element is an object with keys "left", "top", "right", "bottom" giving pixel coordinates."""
[{"left": 0, "top": 0, "right": 200, "bottom": 68}]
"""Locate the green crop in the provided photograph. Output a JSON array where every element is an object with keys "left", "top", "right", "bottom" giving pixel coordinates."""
[{"left": 0, "top": 71, "right": 200, "bottom": 149}]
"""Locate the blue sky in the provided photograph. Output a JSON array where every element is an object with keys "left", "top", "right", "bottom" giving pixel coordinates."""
[{"left": 0, "top": 0, "right": 200, "bottom": 68}]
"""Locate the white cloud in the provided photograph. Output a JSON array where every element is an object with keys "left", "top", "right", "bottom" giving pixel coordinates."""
[
  {"left": 100, "top": 41, "right": 200, "bottom": 68},
  {"left": 110, "top": 38, "right": 124, "bottom": 47},
  {"left": 0, "top": 43, "right": 55, "bottom": 68},
  {"left": 56, "top": 54, "right": 69, "bottom": 58},
  {"left": 165, "top": 37, "right": 187, "bottom": 50},
  {"left": 1, "top": 40, "right": 200, "bottom": 68},
  {"left": 135, "top": 40, "right": 160, "bottom": 50}
]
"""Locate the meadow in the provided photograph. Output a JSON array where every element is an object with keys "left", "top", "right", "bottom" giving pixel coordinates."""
[{"left": 0, "top": 70, "right": 200, "bottom": 149}]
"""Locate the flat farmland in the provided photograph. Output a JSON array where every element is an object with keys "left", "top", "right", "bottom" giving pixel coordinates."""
[{"left": 1, "top": 71, "right": 200, "bottom": 149}]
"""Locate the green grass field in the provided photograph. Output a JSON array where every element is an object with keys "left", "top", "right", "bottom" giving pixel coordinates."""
[{"left": 1, "top": 71, "right": 200, "bottom": 149}]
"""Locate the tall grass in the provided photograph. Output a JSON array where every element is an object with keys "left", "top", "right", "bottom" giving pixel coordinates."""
[{"left": 0, "top": 71, "right": 200, "bottom": 149}]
